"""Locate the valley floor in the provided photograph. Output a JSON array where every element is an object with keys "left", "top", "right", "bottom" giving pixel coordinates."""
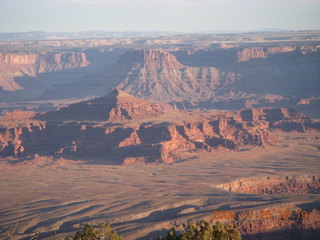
[{"left": 0, "top": 131, "right": 319, "bottom": 239}]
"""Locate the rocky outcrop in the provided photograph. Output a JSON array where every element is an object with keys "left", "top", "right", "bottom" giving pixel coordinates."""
[
  {"left": 0, "top": 52, "right": 89, "bottom": 91},
  {"left": 217, "top": 175, "right": 320, "bottom": 194},
  {"left": 239, "top": 207, "right": 320, "bottom": 239},
  {"left": 1, "top": 109, "right": 36, "bottom": 120},
  {"left": 0, "top": 91, "right": 318, "bottom": 164},
  {"left": 0, "top": 112, "right": 277, "bottom": 163},
  {"left": 239, "top": 108, "right": 320, "bottom": 132},
  {"left": 37, "top": 89, "right": 165, "bottom": 121},
  {"left": 0, "top": 121, "right": 46, "bottom": 157},
  {"left": 0, "top": 92, "right": 281, "bottom": 163}
]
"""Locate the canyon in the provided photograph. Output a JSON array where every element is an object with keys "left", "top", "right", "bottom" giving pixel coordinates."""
[
  {"left": 1, "top": 34, "right": 320, "bottom": 119},
  {"left": 0, "top": 31, "right": 319, "bottom": 240}
]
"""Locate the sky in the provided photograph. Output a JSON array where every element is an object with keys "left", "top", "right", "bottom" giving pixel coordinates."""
[{"left": 1, "top": 0, "right": 320, "bottom": 33}]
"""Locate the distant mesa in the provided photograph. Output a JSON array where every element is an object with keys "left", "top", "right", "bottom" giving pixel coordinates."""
[
  {"left": 37, "top": 89, "right": 164, "bottom": 121},
  {"left": 1, "top": 109, "right": 36, "bottom": 120}
]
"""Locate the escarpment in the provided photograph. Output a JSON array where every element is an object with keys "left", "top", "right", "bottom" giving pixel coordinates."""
[
  {"left": 239, "top": 108, "right": 320, "bottom": 132},
  {"left": 236, "top": 46, "right": 297, "bottom": 62},
  {"left": 218, "top": 175, "right": 320, "bottom": 194},
  {"left": 171, "top": 45, "right": 320, "bottom": 112},
  {"left": 0, "top": 52, "right": 89, "bottom": 91},
  {"left": 0, "top": 113, "right": 276, "bottom": 163}
]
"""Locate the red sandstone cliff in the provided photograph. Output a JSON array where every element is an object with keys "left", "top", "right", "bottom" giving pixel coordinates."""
[{"left": 0, "top": 112, "right": 276, "bottom": 162}]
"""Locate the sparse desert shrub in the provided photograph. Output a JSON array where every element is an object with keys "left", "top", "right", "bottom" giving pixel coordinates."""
[
  {"left": 68, "top": 222, "right": 122, "bottom": 240},
  {"left": 6, "top": 220, "right": 241, "bottom": 240},
  {"left": 158, "top": 221, "right": 242, "bottom": 240}
]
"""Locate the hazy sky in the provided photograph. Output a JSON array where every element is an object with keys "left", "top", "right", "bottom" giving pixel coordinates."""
[{"left": 1, "top": 0, "right": 320, "bottom": 33}]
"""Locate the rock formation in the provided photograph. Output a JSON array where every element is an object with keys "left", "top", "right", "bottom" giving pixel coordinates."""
[
  {"left": 239, "top": 108, "right": 320, "bottom": 132},
  {"left": 1, "top": 109, "right": 36, "bottom": 120},
  {"left": 0, "top": 90, "right": 319, "bottom": 164},
  {"left": 236, "top": 46, "right": 296, "bottom": 62},
  {"left": 1, "top": 43, "right": 319, "bottom": 120},
  {"left": 112, "top": 49, "right": 239, "bottom": 101},
  {"left": 37, "top": 89, "right": 165, "bottom": 121},
  {"left": 217, "top": 175, "right": 320, "bottom": 194},
  {"left": 239, "top": 207, "right": 320, "bottom": 239},
  {"left": 172, "top": 45, "right": 320, "bottom": 115},
  {"left": 0, "top": 52, "right": 89, "bottom": 91}
]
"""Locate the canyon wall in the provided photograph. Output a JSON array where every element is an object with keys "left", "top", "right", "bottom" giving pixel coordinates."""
[
  {"left": 1, "top": 105, "right": 319, "bottom": 164},
  {"left": 173, "top": 45, "right": 320, "bottom": 99},
  {"left": 1, "top": 43, "right": 320, "bottom": 118},
  {"left": 112, "top": 49, "right": 240, "bottom": 101},
  {"left": 0, "top": 52, "right": 89, "bottom": 91},
  {"left": 238, "top": 108, "right": 320, "bottom": 132}
]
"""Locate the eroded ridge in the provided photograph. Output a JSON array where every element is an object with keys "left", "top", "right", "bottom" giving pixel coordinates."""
[{"left": 217, "top": 175, "right": 320, "bottom": 194}]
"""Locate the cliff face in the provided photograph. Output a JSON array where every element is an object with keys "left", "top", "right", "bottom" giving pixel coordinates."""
[
  {"left": 0, "top": 52, "right": 89, "bottom": 91},
  {"left": 1, "top": 90, "right": 319, "bottom": 164},
  {"left": 218, "top": 175, "right": 320, "bottom": 194},
  {"left": 113, "top": 50, "right": 239, "bottom": 101},
  {"left": 0, "top": 113, "right": 276, "bottom": 163},
  {"left": 173, "top": 45, "right": 320, "bottom": 106},
  {"left": 236, "top": 46, "right": 297, "bottom": 62},
  {"left": 239, "top": 108, "right": 320, "bottom": 132},
  {"left": 174, "top": 45, "right": 320, "bottom": 66},
  {"left": 0, "top": 91, "right": 278, "bottom": 163}
]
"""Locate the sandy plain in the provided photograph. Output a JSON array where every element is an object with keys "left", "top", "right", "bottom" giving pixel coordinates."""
[{"left": 0, "top": 131, "right": 319, "bottom": 239}]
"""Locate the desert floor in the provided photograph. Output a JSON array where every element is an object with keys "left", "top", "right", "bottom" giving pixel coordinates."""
[{"left": 0, "top": 131, "right": 319, "bottom": 239}]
